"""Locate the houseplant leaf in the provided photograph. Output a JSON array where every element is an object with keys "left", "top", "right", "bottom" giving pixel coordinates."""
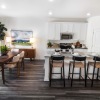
[{"left": 0, "top": 22, "right": 7, "bottom": 40}]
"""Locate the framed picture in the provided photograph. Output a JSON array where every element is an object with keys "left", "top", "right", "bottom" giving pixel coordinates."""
[{"left": 11, "top": 30, "right": 33, "bottom": 46}]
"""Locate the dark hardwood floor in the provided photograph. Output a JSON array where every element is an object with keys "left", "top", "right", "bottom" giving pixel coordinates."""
[{"left": 0, "top": 60, "right": 100, "bottom": 100}]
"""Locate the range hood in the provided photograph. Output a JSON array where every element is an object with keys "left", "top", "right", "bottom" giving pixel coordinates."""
[{"left": 61, "top": 32, "right": 73, "bottom": 40}]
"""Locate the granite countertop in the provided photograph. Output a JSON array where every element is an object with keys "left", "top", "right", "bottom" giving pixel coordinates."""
[
  {"left": 47, "top": 47, "right": 88, "bottom": 49},
  {"left": 74, "top": 47, "right": 88, "bottom": 49}
]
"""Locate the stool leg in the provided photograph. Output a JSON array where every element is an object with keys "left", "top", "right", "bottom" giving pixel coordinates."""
[
  {"left": 61, "top": 67, "right": 62, "bottom": 79},
  {"left": 23, "top": 58, "right": 25, "bottom": 70},
  {"left": 86, "top": 63, "right": 89, "bottom": 85},
  {"left": 9, "top": 68, "right": 12, "bottom": 73},
  {"left": 96, "top": 68, "right": 99, "bottom": 80},
  {"left": 91, "top": 66, "right": 95, "bottom": 87},
  {"left": 84, "top": 64, "right": 86, "bottom": 87},
  {"left": 71, "top": 65, "right": 74, "bottom": 87},
  {"left": 63, "top": 66, "right": 65, "bottom": 87},
  {"left": 79, "top": 68, "right": 81, "bottom": 81},
  {"left": 68, "top": 62, "right": 71, "bottom": 80},
  {"left": 49, "top": 66, "right": 52, "bottom": 87}
]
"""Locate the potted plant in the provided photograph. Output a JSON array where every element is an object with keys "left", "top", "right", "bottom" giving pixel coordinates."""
[
  {"left": 0, "top": 22, "right": 7, "bottom": 40},
  {"left": 47, "top": 41, "right": 52, "bottom": 47},
  {"left": 0, "top": 45, "right": 9, "bottom": 56}
]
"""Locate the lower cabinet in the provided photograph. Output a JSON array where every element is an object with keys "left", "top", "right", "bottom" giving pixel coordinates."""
[{"left": 19, "top": 48, "right": 36, "bottom": 60}]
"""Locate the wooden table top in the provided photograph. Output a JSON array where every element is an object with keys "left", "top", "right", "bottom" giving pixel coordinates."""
[{"left": 0, "top": 52, "right": 18, "bottom": 64}]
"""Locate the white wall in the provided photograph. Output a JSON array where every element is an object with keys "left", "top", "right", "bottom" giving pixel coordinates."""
[{"left": 0, "top": 17, "right": 48, "bottom": 59}]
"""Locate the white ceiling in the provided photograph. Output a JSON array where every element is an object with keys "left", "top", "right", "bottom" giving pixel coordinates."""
[{"left": 0, "top": 0, "right": 100, "bottom": 18}]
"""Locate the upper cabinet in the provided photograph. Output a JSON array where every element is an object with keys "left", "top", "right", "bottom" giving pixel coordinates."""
[
  {"left": 60, "top": 22, "right": 74, "bottom": 33},
  {"left": 48, "top": 22, "right": 60, "bottom": 40},
  {"left": 72, "top": 23, "right": 81, "bottom": 40},
  {"left": 55, "top": 23, "right": 60, "bottom": 40},
  {"left": 48, "top": 23, "right": 55, "bottom": 40},
  {"left": 48, "top": 22, "right": 87, "bottom": 41},
  {"left": 80, "top": 23, "right": 87, "bottom": 41}
]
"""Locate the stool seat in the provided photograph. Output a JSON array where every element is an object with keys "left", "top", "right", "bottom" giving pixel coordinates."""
[
  {"left": 70, "top": 61, "right": 84, "bottom": 68},
  {"left": 89, "top": 62, "right": 100, "bottom": 68},
  {"left": 51, "top": 61, "right": 63, "bottom": 67}
]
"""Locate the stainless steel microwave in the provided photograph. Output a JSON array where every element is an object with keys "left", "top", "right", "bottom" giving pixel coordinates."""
[{"left": 61, "top": 33, "right": 73, "bottom": 40}]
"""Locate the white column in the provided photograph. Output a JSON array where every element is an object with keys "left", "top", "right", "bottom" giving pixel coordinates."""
[
  {"left": 44, "top": 56, "right": 50, "bottom": 81},
  {"left": 0, "top": 41, "right": 1, "bottom": 56}
]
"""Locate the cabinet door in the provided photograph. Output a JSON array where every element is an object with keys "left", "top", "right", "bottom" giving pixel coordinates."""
[
  {"left": 73, "top": 23, "right": 81, "bottom": 40},
  {"left": 48, "top": 22, "right": 60, "bottom": 40},
  {"left": 55, "top": 23, "right": 60, "bottom": 40},
  {"left": 60, "top": 22, "right": 74, "bottom": 33},
  {"left": 60, "top": 22, "right": 68, "bottom": 32},
  {"left": 27, "top": 49, "right": 36, "bottom": 58},
  {"left": 80, "top": 23, "right": 87, "bottom": 41},
  {"left": 68, "top": 22, "right": 74, "bottom": 33}
]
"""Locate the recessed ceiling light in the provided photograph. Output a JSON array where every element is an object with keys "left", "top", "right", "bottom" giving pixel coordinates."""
[
  {"left": 87, "top": 13, "right": 91, "bottom": 16},
  {"left": 1, "top": 4, "right": 6, "bottom": 9},
  {"left": 48, "top": 11, "right": 53, "bottom": 15},
  {"left": 49, "top": 0, "right": 54, "bottom": 2}
]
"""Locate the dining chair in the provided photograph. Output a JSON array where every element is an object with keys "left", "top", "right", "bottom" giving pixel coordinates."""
[
  {"left": 49, "top": 55, "right": 65, "bottom": 87},
  {"left": 68, "top": 56, "right": 87, "bottom": 87},
  {"left": 0, "top": 65, "right": 3, "bottom": 80},
  {"left": 19, "top": 51, "right": 25, "bottom": 70},
  {"left": 4, "top": 55, "right": 20, "bottom": 77},
  {"left": 87, "top": 56, "right": 100, "bottom": 87}
]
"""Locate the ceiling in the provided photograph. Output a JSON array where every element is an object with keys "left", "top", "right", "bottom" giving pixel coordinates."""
[{"left": 0, "top": 0, "right": 100, "bottom": 19}]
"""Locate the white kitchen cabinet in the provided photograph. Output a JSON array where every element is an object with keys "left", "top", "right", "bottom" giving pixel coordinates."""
[
  {"left": 55, "top": 23, "right": 60, "bottom": 40},
  {"left": 60, "top": 22, "right": 67, "bottom": 32},
  {"left": 80, "top": 23, "right": 87, "bottom": 41},
  {"left": 72, "top": 22, "right": 87, "bottom": 41},
  {"left": 73, "top": 23, "right": 81, "bottom": 40},
  {"left": 68, "top": 22, "right": 74, "bottom": 32},
  {"left": 60, "top": 22, "right": 74, "bottom": 33},
  {"left": 48, "top": 23, "right": 55, "bottom": 40},
  {"left": 48, "top": 22, "right": 60, "bottom": 40},
  {"left": 48, "top": 22, "right": 87, "bottom": 41}
]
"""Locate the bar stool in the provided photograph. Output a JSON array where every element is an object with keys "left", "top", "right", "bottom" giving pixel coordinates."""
[
  {"left": 49, "top": 55, "right": 65, "bottom": 87},
  {"left": 68, "top": 56, "right": 86, "bottom": 87},
  {"left": 87, "top": 56, "right": 100, "bottom": 87}
]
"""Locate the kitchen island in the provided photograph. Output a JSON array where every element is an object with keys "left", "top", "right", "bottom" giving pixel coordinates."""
[{"left": 44, "top": 51, "right": 95, "bottom": 81}]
